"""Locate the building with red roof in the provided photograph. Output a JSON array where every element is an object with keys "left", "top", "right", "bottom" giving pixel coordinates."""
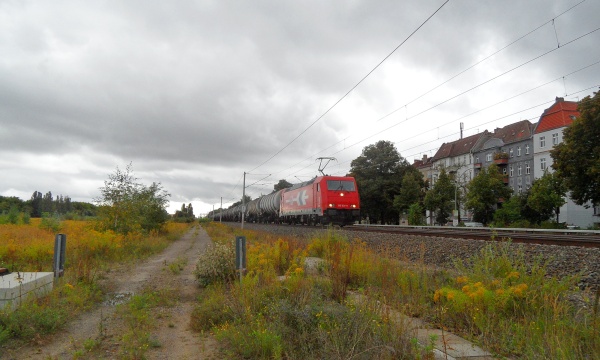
[
  {"left": 533, "top": 97, "right": 596, "bottom": 228},
  {"left": 533, "top": 97, "right": 579, "bottom": 177}
]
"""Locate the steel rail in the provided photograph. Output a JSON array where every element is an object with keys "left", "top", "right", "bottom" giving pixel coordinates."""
[{"left": 345, "top": 225, "right": 600, "bottom": 248}]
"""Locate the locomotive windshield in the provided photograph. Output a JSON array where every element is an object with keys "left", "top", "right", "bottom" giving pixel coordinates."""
[{"left": 326, "top": 180, "right": 356, "bottom": 191}]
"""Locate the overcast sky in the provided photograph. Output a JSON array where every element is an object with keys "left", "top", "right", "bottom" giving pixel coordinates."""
[{"left": 1, "top": 0, "right": 599, "bottom": 215}]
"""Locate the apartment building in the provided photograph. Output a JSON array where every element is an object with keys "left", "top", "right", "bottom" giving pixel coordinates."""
[
  {"left": 472, "top": 120, "right": 535, "bottom": 194},
  {"left": 533, "top": 97, "right": 596, "bottom": 228}
]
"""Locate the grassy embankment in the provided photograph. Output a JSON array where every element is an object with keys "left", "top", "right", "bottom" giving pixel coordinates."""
[
  {"left": 194, "top": 222, "right": 600, "bottom": 359},
  {"left": 0, "top": 218, "right": 191, "bottom": 349}
]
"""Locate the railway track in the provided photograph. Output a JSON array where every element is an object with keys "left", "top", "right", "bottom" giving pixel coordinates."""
[{"left": 345, "top": 224, "right": 600, "bottom": 248}]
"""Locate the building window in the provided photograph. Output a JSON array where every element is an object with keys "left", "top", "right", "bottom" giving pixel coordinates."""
[
  {"left": 540, "top": 136, "right": 546, "bottom": 148},
  {"left": 509, "top": 166, "right": 514, "bottom": 177},
  {"left": 518, "top": 165, "right": 522, "bottom": 176},
  {"left": 502, "top": 167, "right": 507, "bottom": 174},
  {"left": 486, "top": 153, "right": 492, "bottom": 162},
  {"left": 475, "top": 156, "right": 479, "bottom": 163},
  {"left": 509, "top": 148, "right": 513, "bottom": 158},
  {"left": 541, "top": 158, "right": 546, "bottom": 170},
  {"left": 518, "top": 185, "right": 522, "bottom": 194},
  {"left": 517, "top": 146, "right": 521, "bottom": 156},
  {"left": 526, "top": 162, "right": 530, "bottom": 174},
  {"left": 525, "top": 144, "right": 530, "bottom": 154},
  {"left": 552, "top": 133, "right": 559, "bottom": 145}
]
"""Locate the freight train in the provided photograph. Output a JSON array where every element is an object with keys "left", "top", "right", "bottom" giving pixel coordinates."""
[{"left": 218, "top": 175, "right": 360, "bottom": 226}]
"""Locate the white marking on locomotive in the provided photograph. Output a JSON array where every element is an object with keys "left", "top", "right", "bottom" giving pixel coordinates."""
[{"left": 286, "top": 190, "right": 309, "bottom": 206}]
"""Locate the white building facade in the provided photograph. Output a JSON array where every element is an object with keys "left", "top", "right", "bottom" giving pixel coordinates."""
[{"left": 533, "top": 97, "right": 598, "bottom": 228}]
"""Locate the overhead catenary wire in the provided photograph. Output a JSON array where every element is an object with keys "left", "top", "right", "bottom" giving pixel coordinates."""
[
  {"left": 263, "top": 2, "right": 592, "bottom": 182},
  {"left": 282, "top": 57, "right": 600, "bottom": 181},
  {"left": 321, "top": 84, "right": 599, "bottom": 177},
  {"left": 218, "top": 1, "right": 597, "bottom": 207},
  {"left": 247, "top": 0, "right": 451, "bottom": 174}
]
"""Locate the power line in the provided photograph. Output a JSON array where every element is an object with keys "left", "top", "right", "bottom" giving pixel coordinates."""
[
  {"left": 397, "top": 0, "right": 587, "bottom": 111},
  {"left": 247, "top": 0, "right": 451, "bottom": 174},
  {"left": 321, "top": 84, "right": 599, "bottom": 177},
  {"left": 219, "top": 1, "right": 597, "bottom": 203},
  {"left": 264, "top": 2, "right": 592, "bottom": 182}
]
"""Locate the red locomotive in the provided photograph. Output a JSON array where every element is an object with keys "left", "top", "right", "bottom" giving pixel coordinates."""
[
  {"left": 280, "top": 176, "right": 360, "bottom": 226},
  {"left": 220, "top": 175, "right": 360, "bottom": 226}
]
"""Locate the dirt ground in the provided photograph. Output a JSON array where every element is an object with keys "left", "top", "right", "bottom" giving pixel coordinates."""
[{"left": 2, "top": 225, "right": 221, "bottom": 360}]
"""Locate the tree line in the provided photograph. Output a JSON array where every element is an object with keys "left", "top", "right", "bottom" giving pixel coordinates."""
[
  {"left": 0, "top": 192, "right": 97, "bottom": 223},
  {"left": 1, "top": 163, "right": 176, "bottom": 234}
]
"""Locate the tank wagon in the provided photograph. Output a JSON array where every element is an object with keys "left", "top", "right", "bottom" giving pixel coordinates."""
[{"left": 220, "top": 175, "right": 360, "bottom": 226}]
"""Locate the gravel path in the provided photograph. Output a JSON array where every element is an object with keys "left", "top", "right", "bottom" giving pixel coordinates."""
[{"left": 2, "top": 225, "right": 218, "bottom": 360}]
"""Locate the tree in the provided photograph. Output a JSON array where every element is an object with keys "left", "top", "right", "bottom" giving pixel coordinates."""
[
  {"left": 136, "top": 182, "right": 171, "bottom": 232},
  {"left": 0, "top": 196, "right": 24, "bottom": 215},
  {"left": 41, "top": 191, "right": 54, "bottom": 214},
  {"left": 493, "top": 195, "right": 522, "bottom": 226},
  {"left": 95, "top": 164, "right": 170, "bottom": 234},
  {"left": 231, "top": 195, "right": 252, "bottom": 208},
  {"left": 407, "top": 202, "right": 425, "bottom": 225},
  {"left": 424, "top": 168, "right": 454, "bottom": 225},
  {"left": 527, "top": 170, "right": 566, "bottom": 223},
  {"left": 393, "top": 171, "right": 424, "bottom": 214},
  {"left": 273, "top": 179, "right": 293, "bottom": 192},
  {"left": 465, "top": 164, "right": 512, "bottom": 225},
  {"left": 349, "top": 140, "right": 415, "bottom": 224},
  {"left": 30, "top": 191, "right": 43, "bottom": 217},
  {"left": 551, "top": 91, "right": 600, "bottom": 207},
  {"left": 174, "top": 202, "right": 195, "bottom": 223}
]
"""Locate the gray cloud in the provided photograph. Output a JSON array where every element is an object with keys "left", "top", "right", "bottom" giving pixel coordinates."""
[{"left": 1, "top": 0, "right": 599, "bottom": 214}]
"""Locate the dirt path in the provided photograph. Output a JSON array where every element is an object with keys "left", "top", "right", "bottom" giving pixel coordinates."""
[{"left": 3, "top": 225, "right": 219, "bottom": 360}]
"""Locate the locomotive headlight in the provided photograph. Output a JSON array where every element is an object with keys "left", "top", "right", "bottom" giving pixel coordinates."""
[
  {"left": 339, "top": 193, "right": 344, "bottom": 196},
  {"left": 351, "top": 204, "right": 356, "bottom": 208},
  {"left": 329, "top": 203, "right": 334, "bottom": 207}
]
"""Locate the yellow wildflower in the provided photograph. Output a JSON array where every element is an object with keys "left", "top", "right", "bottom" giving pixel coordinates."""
[
  {"left": 456, "top": 276, "right": 469, "bottom": 284},
  {"left": 507, "top": 271, "right": 520, "bottom": 280},
  {"left": 433, "top": 290, "right": 441, "bottom": 302}
]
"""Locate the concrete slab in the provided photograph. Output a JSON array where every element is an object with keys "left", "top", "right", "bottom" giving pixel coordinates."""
[
  {"left": 0, "top": 272, "right": 54, "bottom": 311},
  {"left": 416, "top": 329, "right": 494, "bottom": 359}
]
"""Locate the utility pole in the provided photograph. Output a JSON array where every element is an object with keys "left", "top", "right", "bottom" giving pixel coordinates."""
[{"left": 220, "top": 197, "right": 222, "bottom": 223}]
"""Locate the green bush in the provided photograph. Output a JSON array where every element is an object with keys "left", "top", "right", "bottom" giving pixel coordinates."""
[
  {"left": 7, "top": 206, "right": 19, "bottom": 224},
  {"left": 194, "top": 243, "right": 236, "bottom": 287},
  {"left": 190, "top": 285, "right": 234, "bottom": 331},
  {"left": 39, "top": 212, "right": 62, "bottom": 232},
  {"left": 21, "top": 212, "right": 30, "bottom": 224}
]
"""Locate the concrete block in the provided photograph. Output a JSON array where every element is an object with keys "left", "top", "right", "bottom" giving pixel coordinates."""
[{"left": 0, "top": 272, "right": 54, "bottom": 311}]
